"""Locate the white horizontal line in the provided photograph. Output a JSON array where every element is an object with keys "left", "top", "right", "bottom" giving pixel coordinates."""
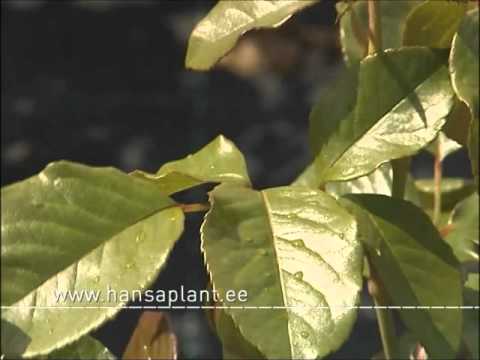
[{"left": 1, "top": 305, "right": 479, "bottom": 310}]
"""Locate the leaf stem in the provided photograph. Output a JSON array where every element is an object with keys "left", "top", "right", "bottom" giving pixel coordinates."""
[
  {"left": 366, "top": 2, "right": 396, "bottom": 359},
  {"left": 180, "top": 203, "right": 210, "bottom": 213},
  {"left": 367, "top": 0, "right": 382, "bottom": 55},
  {"left": 367, "top": 256, "right": 396, "bottom": 360},
  {"left": 433, "top": 137, "right": 442, "bottom": 225}
]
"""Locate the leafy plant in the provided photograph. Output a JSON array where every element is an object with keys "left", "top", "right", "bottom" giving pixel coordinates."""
[{"left": 1, "top": 1, "right": 479, "bottom": 359}]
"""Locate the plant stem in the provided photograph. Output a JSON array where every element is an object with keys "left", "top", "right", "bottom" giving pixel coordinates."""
[
  {"left": 367, "top": 0, "right": 382, "bottom": 55},
  {"left": 366, "top": 2, "right": 397, "bottom": 359},
  {"left": 180, "top": 203, "right": 210, "bottom": 213},
  {"left": 433, "top": 136, "right": 442, "bottom": 225},
  {"left": 367, "top": 256, "right": 396, "bottom": 360}
]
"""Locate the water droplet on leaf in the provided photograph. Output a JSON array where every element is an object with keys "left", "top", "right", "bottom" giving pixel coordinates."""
[
  {"left": 294, "top": 271, "right": 303, "bottom": 280},
  {"left": 301, "top": 331, "right": 309, "bottom": 338},
  {"left": 136, "top": 231, "right": 145, "bottom": 243},
  {"left": 292, "top": 239, "right": 305, "bottom": 247},
  {"left": 126, "top": 263, "right": 133, "bottom": 269},
  {"left": 339, "top": 233, "right": 345, "bottom": 239}
]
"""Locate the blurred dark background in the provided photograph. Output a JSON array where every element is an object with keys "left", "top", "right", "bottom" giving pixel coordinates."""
[{"left": 1, "top": 0, "right": 472, "bottom": 359}]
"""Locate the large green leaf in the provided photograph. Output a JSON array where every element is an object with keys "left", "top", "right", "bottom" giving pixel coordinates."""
[
  {"left": 131, "top": 135, "right": 250, "bottom": 195},
  {"left": 468, "top": 117, "right": 479, "bottom": 188},
  {"left": 342, "top": 194, "right": 463, "bottom": 359},
  {"left": 445, "top": 193, "right": 479, "bottom": 263},
  {"left": 450, "top": 8, "right": 479, "bottom": 120},
  {"left": 1, "top": 161, "right": 184, "bottom": 357},
  {"left": 450, "top": 8, "right": 479, "bottom": 188},
  {"left": 403, "top": 0, "right": 467, "bottom": 48},
  {"left": 201, "top": 184, "right": 363, "bottom": 359},
  {"left": 45, "top": 336, "right": 115, "bottom": 360},
  {"left": 463, "top": 273, "right": 479, "bottom": 359},
  {"left": 336, "top": 0, "right": 420, "bottom": 66},
  {"left": 311, "top": 47, "right": 454, "bottom": 184},
  {"left": 185, "top": 0, "right": 317, "bottom": 70}
]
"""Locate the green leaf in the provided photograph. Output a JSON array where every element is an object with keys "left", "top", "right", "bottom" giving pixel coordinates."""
[
  {"left": 450, "top": 8, "right": 479, "bottom": 120},
  {"left": 1, "top": 161, "right": 184, "bottom": 357},
  {"left": 342, "top": 194, "right": 463, "bottom": 359},
  {"left": 468, "top": 117, "right": 479, "bottom": 188},
  {"left": 336, "top": 0, "right": 420, "bottom": 66},
  {"left": 450, "top": 8, "right": 479, "bottom": 187},
  {"left": 45, "top": 336, "right": 115, "bottom": 360},
  {"left": 311, "top": 47, "right": 454, "bottom": 184},
  {"left": 445, "top": 193, "right": 479, "bottom": 263},
  {"left": 414, "top": 177, "right": 475, "bottom": 211},
  {"left": 185, "top": 0, "right": 318, "bottom": 70},
  {"left": 131, "top": 135, "right": 251, "bottom": 195},
  {"left": 215, "top": 309, "right": 265, "bottom": 360},
  {"left": 325, "top": 163, "right": 392, "bottom": 199},
  {"left": 425, "top": 132, "right": 462, "bottom": 162},
  {"left": 403, "top": 0, "right": 467, "bottom": 48},
  {"left": 201, "top": 184, "right": 363, "bottom": 359},
  {"left": 123, "top": 312, "right": 177, "bottom": 360},
  {"left": 463, "top": 273, "right": 479, "bottom": 359}
]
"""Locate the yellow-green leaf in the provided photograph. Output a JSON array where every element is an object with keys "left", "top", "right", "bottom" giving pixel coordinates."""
[
  {"left": 185, "top": 0, "right": 318, "bottom": 70},
  {"left": 131, "top": 135, "right": 251, "bottom": 194},
  {"left": 201, "top": 184, "right": 363, "bottom": 359},
  {"left": 1, "top": 161, "right": 184, "bottom": 357}
]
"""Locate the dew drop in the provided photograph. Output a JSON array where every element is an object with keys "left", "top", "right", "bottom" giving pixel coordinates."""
[
  {"left": 292, "top": 239, "right": 305, "bottom": 247},
  {"left": 126, "top": 263, "right": 133, "bottom": 269},
  {"left": 259, "top": 249, "right": 268, "bottom": 256},
  {"left": 53, "top": 179, "right": 61, "bottom": 187},
  {"left": 94, "top": 275, "right": 100, "bottom": 283},
  {"left": 294, "top": 271, "right": 303, "bottom": 280},
  {"left": 339, "top": 233, "right": 345, "bottom": 239},
  {"left": 301, "top": 331, "right": 309, "bottom": 339},
  {"left": 136, "top": 231, "right": 145, "bottom": 243},
  {"left": 376, "top": 249, "right": 381, "bottom": 257},
  {"left": 48, "top": 329, "right": 53, "bottom": 335}
]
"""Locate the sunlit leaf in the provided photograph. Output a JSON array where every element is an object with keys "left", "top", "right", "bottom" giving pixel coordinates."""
[
  {"left": 445, "top": 193, "right": 479, "bottom": 263},
  {"left": 185, "top": 0, "right": 318, "bottom": 70},
  {"left": 403, "top": 0, "right": 467, "bottom": 48},
  {"left": 131, "top": 135, "right": 251, "bottom": 194},
  {"left": 123, "top": 312, "right": 177, "bottom": 360},
  {"left": 325, "top": 163, "right": 392, "bottom": 199},
  {"left": 1, "top": 161, "right": 184, "bottom": 357},
  {"left": 202, "top": 184, "right": 363, "bottom": 359},
  {"left": 342, "top": 194, "right": 463, "bottom": 359},
  {"left": 311, "top": 47, "right": 454, "bottom": 184}
]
